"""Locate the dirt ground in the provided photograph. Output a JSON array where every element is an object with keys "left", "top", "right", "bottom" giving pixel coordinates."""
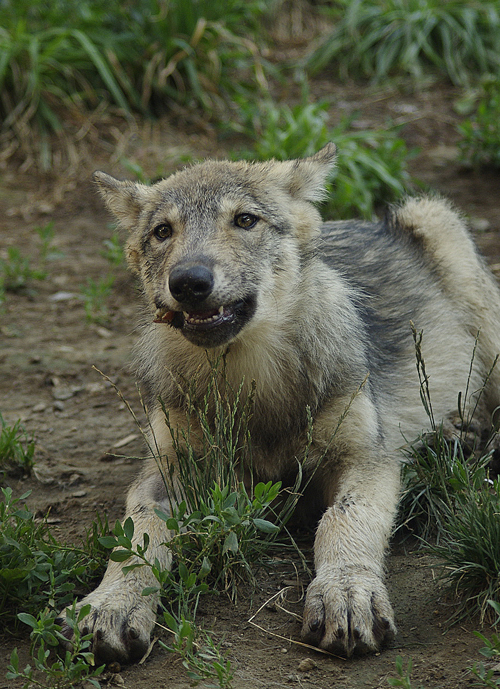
[{"left": 2, "top": 76, "right": 500, "bottom": 689}]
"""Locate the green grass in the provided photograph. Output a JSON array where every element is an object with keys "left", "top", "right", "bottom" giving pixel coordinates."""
[
  {"left": 398, "top": 329, "right": 500, "bottom": 624},
  {"left": 0, "top": 413, "right": 35, "bottom": 481},
  {"left": 80, "top": 275, "right": 115, "bottom": 325},
  {"left": 427, "top": 478, "right": 500, "bottom": 624},
  {"left": 307, "top": 0, "right": 500, "bottom": 86},
  {"left": 0, "top": 0, "right": 270, "bottom": 169},
  {"left": 231, "top": 96, "right": 414, "bottom": 218},
  {"left": 458, "top": 78, "right": 500, "bottom": 168},
  {"left": 0, "top": 247, "right": 46, "bottom": 294}
]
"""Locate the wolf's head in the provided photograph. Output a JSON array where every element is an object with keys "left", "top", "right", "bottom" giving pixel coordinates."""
[{"left": 94, "top": 144, "right": 336, "bottom": 348}]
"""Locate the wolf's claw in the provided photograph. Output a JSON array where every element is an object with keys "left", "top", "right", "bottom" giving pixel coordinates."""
[
  {"left": 301, "top": 567, "right": 396, "bottom": 656},
  {"left": 58, "top": 583, "right": 157, "bottom": 666}
]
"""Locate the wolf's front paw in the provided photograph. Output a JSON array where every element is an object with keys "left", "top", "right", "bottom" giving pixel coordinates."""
[
  {"left": 57, "top": 581, "right": 158, "bottom": 666},
  {"left": 301, "top": 567, "right": 396, "bottom": 656}
]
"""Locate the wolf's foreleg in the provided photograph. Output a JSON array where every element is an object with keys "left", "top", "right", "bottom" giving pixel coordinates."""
[
  {"left": 301, "top": 395, "right": 399, "bottom": 656},
  {"left": 59, "top": 435, "right": 180, "bottom": 665}
]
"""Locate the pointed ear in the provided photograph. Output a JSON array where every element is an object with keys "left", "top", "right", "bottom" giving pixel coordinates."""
[
  {"left": 93, "top": 171, "right": 151, "bottom": 231},
  {"left": 280, "top": 143, "right": 337, "bottom": 202}
]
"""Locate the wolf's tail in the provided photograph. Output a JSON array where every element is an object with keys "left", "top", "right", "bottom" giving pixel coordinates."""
[{"left": 392, "top": 195, "right": 500, "bottom": 413}]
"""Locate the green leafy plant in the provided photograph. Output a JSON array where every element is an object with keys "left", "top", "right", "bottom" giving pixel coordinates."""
[
  {"left": 0, "top": 488, "right": 108, "bottom": 627},
  {"left": 99, "top": 515, "right": 234, "bottom": 688},
  {"left": 161, "top": 613, "right": 233, "bottom": 688},
  {"left": 307, "top": 0, "right": 500, "bottom": 86},
  {"left": 6, "top": 603, "right": 105, "bottom": 689},
  {"left": 231, "top": 97, "right": 413, "bottom": 218},
  {"left": 471, "top": 601, "right": 500, "bottom": 688},
  {"left": 0, "top": 412, "right": 35, "bottom": 481},
  {"left": 458, "top": 78, "right": 500, "bottom": 168},
  {"left": 158, "top": 481, "right": 281, "bottom": 597}
]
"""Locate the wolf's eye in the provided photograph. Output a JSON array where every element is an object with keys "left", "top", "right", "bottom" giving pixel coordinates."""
[
  {"left": 234, "top": 213, "right": 259, "bottom": 230},
  {"left": 153, "top": 223, "right": 173, "bottom": 241}
]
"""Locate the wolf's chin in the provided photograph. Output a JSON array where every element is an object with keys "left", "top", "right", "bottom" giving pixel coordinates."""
[{"left": 154, "top": 295, "right": 257, "bottom": 347}]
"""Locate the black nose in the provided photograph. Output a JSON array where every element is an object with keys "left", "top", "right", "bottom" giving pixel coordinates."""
[{"left": 169, "top": 263, "right": 214, "bottom": 306}]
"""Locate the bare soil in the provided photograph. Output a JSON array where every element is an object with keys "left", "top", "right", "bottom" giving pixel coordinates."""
[{"left": 2, "top": 77, "right": 500, "bottom": 689}]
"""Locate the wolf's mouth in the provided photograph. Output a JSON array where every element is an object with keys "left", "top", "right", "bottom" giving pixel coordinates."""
[
  {"left": 155, "top": 304, "right": 232, "bottom": 330},
  {"left": 154, "top": 296, "right": 256, "bottom": 347}
]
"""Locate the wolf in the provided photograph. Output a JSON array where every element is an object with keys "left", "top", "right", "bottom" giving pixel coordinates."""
[{"left": 60, "top": 143, "right": 500, "bottom": 664}]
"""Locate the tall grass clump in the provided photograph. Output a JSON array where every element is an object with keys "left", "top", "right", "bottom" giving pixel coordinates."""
[
  {"left": 307, "top": 0, "right": 500, "bottom": 86},
  {"left": 398, "top": 328, "right": 500, "bottom": 623},
  {"left": 0, "top": 0, "right": 269, "bottom": 168},
  {"left": 101, "top": 360, "right": 307, "bottom": 601},
  {"left": 230, "top": 96, "right": 413, "bottom": 218},
  {"left": 429, "top": 479, "right": 500, "bottom": 623}
]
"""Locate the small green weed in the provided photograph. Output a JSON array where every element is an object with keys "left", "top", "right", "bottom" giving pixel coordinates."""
[
  {"left": 158, "top": 481, "right": 281, "bottom": 597},
  {"left": 7, "top": 603, "right": 105, "bottom": 689},
  {"left": 35, "top": 222, "right": 64, "bottom": 262},
  {"left": 0, "top": 412, "right": 35, "bottom": 481},
  {"left": 99, "top": 515, "right": 234, "bottom": 688},
  {"left": 230, "top": 97, "right": 413, "bottom": 219},
  {"left": 307, "top": 0, "right": 500, "bottom": 86},
  {"left": 100, "top": 227, "right": 125, "bottom": 268},
  {"left": 387, "top": 655, "right": 424, "bottom": 688},
  {"left": 161, "top": 613, "right": 233, "bottom": 688},
  {"left": 80, "top": 275, "right": 115, "bottom": 324},
  {"left": 0, "top": 246, "right": 46, "bottom": 293},
  {"left": 0, "top": 225, "right": 62, "bottom": 305},
  {"left": 458, "top": 78, "right": 500, "bottom": 168}
]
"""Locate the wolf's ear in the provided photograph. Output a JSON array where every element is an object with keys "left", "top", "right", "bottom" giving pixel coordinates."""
[
  {"left": 280, "top": 143, "right": 337, "bottom": 203},
  {"left": 93, "top": 172, "right": 150, "bottom": 231}
]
